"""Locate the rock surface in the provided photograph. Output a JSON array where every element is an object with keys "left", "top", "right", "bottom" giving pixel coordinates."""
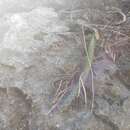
[{"left": 0, "top": 0, "right": 130, "bottom": 130}]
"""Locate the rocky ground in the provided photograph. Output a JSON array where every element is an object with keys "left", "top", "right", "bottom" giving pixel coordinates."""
[{"left": 0, "top": 0, "right": 130, "bottom": 130}]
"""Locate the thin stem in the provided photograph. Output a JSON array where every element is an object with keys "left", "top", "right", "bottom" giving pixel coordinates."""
[
  {"left": 82, "top": 25, "right": 95, "bottom": 113},
  {"left": 79, "top": 75, "right": 87, "bottom": 104}
]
